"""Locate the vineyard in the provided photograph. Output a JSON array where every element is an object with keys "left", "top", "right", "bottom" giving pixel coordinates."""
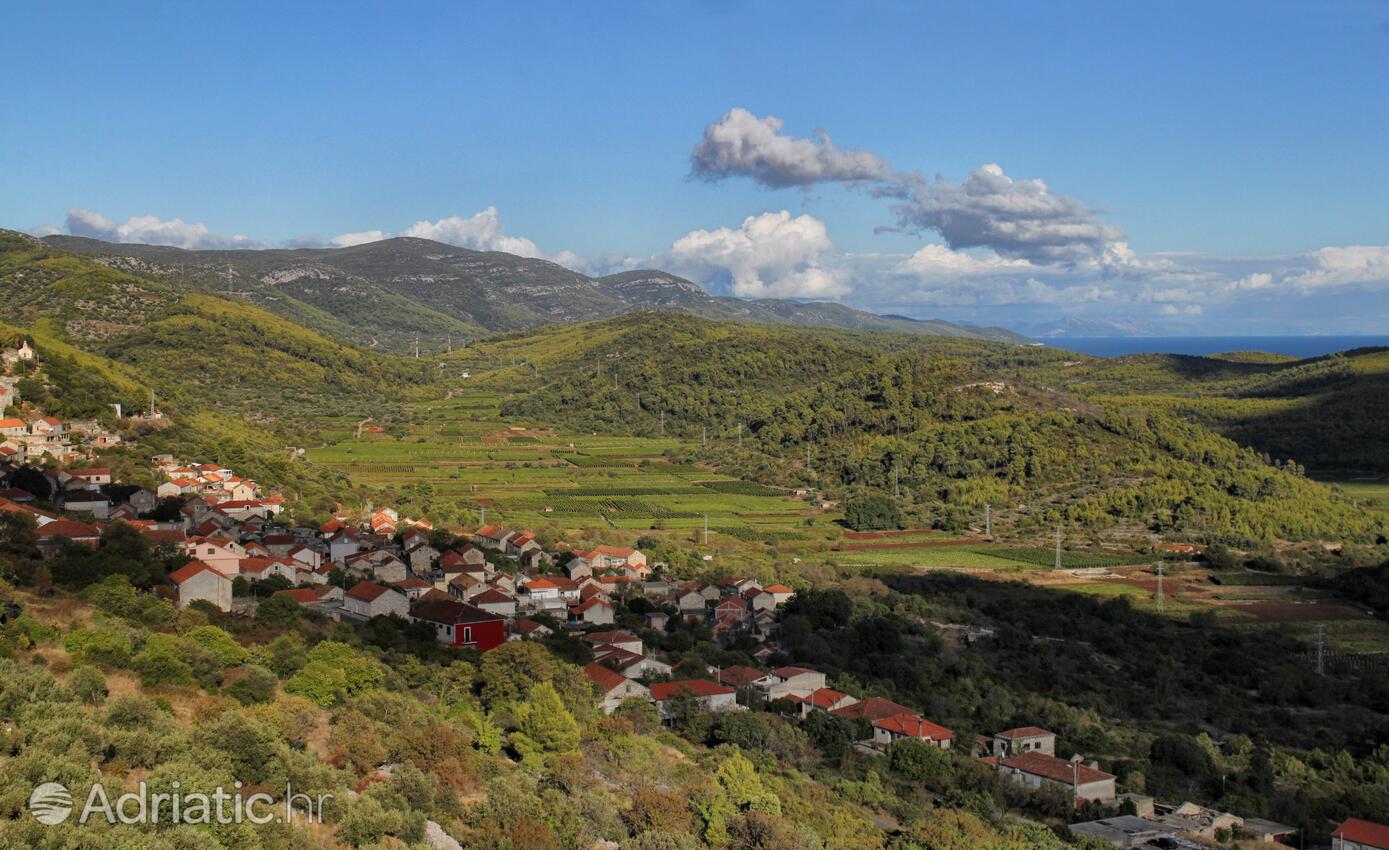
[{"left": 990, "top": 548, "right": 1153, "bottom": 569}]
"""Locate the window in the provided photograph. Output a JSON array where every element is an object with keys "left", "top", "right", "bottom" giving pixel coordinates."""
[{"left": 463, "top": 627, "right": 473, "bottom": 644}]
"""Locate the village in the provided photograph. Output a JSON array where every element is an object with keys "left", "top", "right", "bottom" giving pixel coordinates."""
[
  {"left": 0, "top": 338, "right": 1370, "bottom": 849},
  {"left": 0, "top": 441, "right": 1336, "bottom": 848}
]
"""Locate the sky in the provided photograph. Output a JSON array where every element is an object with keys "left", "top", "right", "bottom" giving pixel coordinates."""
[{"left": 3, "top": 0, "right": 1388, "bottom": 335}]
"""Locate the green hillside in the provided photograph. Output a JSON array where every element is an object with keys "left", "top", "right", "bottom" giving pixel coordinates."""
[{"left": 491, "top": 315, "right": 1382, "bottom": 546}]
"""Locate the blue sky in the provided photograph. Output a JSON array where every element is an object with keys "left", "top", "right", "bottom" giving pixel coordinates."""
[{"left": 4, "top": 1, "right": 1388, "bottom": 334}]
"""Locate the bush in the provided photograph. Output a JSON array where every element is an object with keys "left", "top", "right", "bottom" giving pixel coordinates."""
[
  {"left": 225, "top": 664, "right": 279, "bottom": 705},
  {"left": 65, "top": 665, "right": 108, "bottom": 705},
  {"left": 843, "top": 494, "right": 903, "bottom": 531}
]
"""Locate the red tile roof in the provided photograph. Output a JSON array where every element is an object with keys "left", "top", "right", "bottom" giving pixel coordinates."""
[
  {"left": 650, "top": 680, "right": 735, "bottom": 701},
  {"left": 471, "top": 588, "right": 514, "bottom": 604},
  {"left": 583, "top": 661, "right": 629, "bottom": 692},
  {"left": 1333, "top": 818, "right": 1389, "bottom": 849},
  {"left": 346, "top": 581, "right": 393, "bottom": 602},
  {"left": 582, "top": 630, "right": 640, "bottom": 645},
  {"left": 873, "top": 713, "right": 954, "bottom": 742},
  {"left": 410, "top": 598, "right": 503, "bottom": 625},
  {"left": 278, "top": 588, "right": 321, "bottom": 604},
  {"left": 170, "top": 561, "right": 222, "bottom": 584},
  {"left": 996, "top": 726, "right": 1053, "bottom": 740},
  {"left": 764, "top": 583, "right": 794, "bottom": 593},
  {"left": 716, "top": 665, "right": 766, "bottom": 687},
  {"left": 998, "top": 751, "right": 1114, "bottom": 786},
  {"left": 770, "top": 665, "right": 817, "bottom": 679},
  {"left": 830, "top": 696, "right": 917, "bottom": 721},
  {"left": 36, "top": 519, "right": 101, "bottom": 539},
  {"left": 804, "top": 687, "right": 854, "bottom": 709}
]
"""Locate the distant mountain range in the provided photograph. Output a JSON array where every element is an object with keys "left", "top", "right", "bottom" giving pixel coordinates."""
[
  {"left": 42, "top": 235, "right": 1029, "bottom": 352},
  {"left": 1013, "top": 316, "right": 1160, "bottom": 338}
]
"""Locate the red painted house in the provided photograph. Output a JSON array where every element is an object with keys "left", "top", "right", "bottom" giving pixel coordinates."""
[{"left": 409, "top": 598, "right": 506, "bottom": 650}]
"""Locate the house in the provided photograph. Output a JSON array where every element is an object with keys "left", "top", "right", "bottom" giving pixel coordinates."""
[
  {"left": 439, "top": 545, "right": 486, "bottom": 570},
  {"left": 596, "top": 647, "right": 673, "bottom": 680},
  {"left": 582, "top": 630, "right": 643, "bottom": 655},
  {"left": 128, "top": 488, "right": 159, "bottom": 515},
  {"left": 409, "top": 598, "right": 506, "bottom": 650},
  {"left": 564, "top": 553, "right": 595, "bottom": 580},
  {"left": 471, "top": 588, "right": 518, "bottom": 618},
  {"left": 872, "top": 713, "right": 954, "bottom": 749},
  {"left": 793, "top": 687, "right": 859, "bottom": 716},
  {"left": 66, "top": 467, "right": 112, "bottom": 487},
  {"left": 650, "top": 680, "right": 738, "bottom": 718},
  {"left": 509, "top": 618, "right": 553, "bottom": 641},
  {"left": 392, "top": 576, "right": 434, "bottom": 599},
  {"left": 474, "top": 524, "right": 510, "bottom": 550},
  {"left": 595, "top": 545, "right": 648, "bottom": 576},
  {"left": 187, "top": 537, "right": 247, "bottom": 575},
  {"left": 743, "top": 587, "right": 776, "bottom": 613},
  {"left": 236, "top": 556, "right": 298, "bottom": 583},
  {"left": 763, "top": 583, "right": 796, "bottom": 605},
  {"left": 407, "top": 543, "right": 439, "bottom": 574},
  {"left": 36, "top": 519, "right": 102, "bottom": 556},
  {"left": 0, "top": 419, "right": 27, "bottom": 440},
  {"left": 991, "top": 751, "right": 1116, "bottom": 804},
  {"left": 327, "top": 528, "right": 363, "bottom": 563},
  {"left": 63, "top": 492, "right": 111, "bottom": 520},
  {"left": 1068, "top": 815, "right": 1187, "bottom": 849},
  {"left": 677, "top": 586, "right": 710, "bottom": 614},
  {"left": 584, "top": 661, "right": 651, "bottom": 713},
  {"left": 343, "top": 581, "right": 409, "bottom": 619},
  {"left": 755, "top": 666, "right": 826, "bottom": 700},
  {"left": 573, "top": 596, "right": 615, "bottom": 625},
  {"left": 830, "top": 696, "right": 918, "bottom": 723},
  {"left": 170, "top": 561, "right": 233, "bottom": 612},
  {"left": 1335, "top": 819, "right": 1389, "bottom": 850},
  {"left": 992, "top": 727, "right": 1056, "bottom": 758},
  {"left": 714, "top": 665, "right": 766, "bottom": 689},
  {"left": 644, "top": 611, "right": 670, "bottom": 631}
]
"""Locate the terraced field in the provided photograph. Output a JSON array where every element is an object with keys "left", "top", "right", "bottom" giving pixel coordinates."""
[{"left": 304, "top": 388, "right": 824, "bottom": 543}]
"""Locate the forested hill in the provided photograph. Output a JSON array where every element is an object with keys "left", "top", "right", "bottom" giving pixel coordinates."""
[
  {"left": 1028, "top": 347, "right": 1389, "bottom": 476},
  {"left": 0, "top": 229, "right": 442, "bottom": 508},
  {"left": 488, "top": 314, "right": 1382, "bottom": 546},
  {"left": 40, "top": 233, "right": 1028, "bottom": 352}
]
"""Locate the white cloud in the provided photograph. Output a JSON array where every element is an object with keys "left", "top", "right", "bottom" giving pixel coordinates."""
[
  {"left": 690, "top": 108, "right": 895, "bottom": 189},
  {"left": 65, "top": 208, "right": 260, "bottom": 249},
  {"left": 664, "top": 210, "right": 849, "bottom": 299},
  {"left": 889, "top": 163, "right": 1125, "bottom": 264},
  {"left": 399, "top": 207, "right": 545, "bottom": 258},
  {"left": 1289, "top": 245, "right": 1389, "bottom": 290},
  {"left": 328, "top": 230, "right": 387, "bottom": 248},
  {"left": 894, "top": 244, "right": 1034, "bottom": 281}
]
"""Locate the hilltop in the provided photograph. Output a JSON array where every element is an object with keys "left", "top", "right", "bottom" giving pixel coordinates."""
[
  {"left": 483, "top": 314, "right": 1382, "bottom": 546},
  {"left": 40, "top": 233, "right": 1029, "bottom": 352}
]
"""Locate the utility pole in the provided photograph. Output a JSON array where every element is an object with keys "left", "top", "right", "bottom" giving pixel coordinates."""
[
  {"left": 1054, "top": 524, "right": 1062, "bottom": 570},
  {"left": 985, "top": 503, "right": 992, "bottom": 538},
  {"left": 659, "top": 410, "right": 665, "bottom": 436},
  {"left": 805, "top": 443, "right": 811, "bottom": 472},
  {"left": 414, "top": 335, "right": 420, "bottom": 359},
  {"left": 1155, "top": 561, "right": 1164, "bottom": 613},
  {"left": 479, "top": 505, "right": 486, "bottom": 526},
  {"left": 1315, "top": 624, "right": 1326, "bottom": 676},
  {"left": 447, "top": 334, "right": 452, "bottom": 354},
  {"left": 703, "top": 514, "right": 709, "bottom": 545},
  {"left": 892, "top": 465, "right": 900, "bottom": 498},
  {"left": 736, "top": 423, "right": 742, "bottom": 450},
  {"left": 702, "top": 426, "right": 707, "bottom": 448}
]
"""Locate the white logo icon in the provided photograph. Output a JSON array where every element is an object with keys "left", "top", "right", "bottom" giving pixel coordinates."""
[{"left": 29, "top": 782, "right": 73, "bottom": 825}]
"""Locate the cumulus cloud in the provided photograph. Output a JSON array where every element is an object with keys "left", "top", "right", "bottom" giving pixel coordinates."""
[
  {"left": 690, "top": 108, "right": 895, "bottom": 189},
  {"left": 65, "top": 208, "right": 260, "bottom": 249},
  {"left": 663, "top": 210, "right": 849, "bottom": 299},
  {"left": 328, "top": 230, "right": 387, "bottom": 248},
  {"left": 894, "top": 243, "right": 1034, "bottom": 281},
  {"left": 888, "top": 164, "right": 1124, "bottom": 264},
  {"left": 1289, "top": 245, "right": 1389, "bottom": 290},
  {"left": 398, "top": 207, "right": 545, "bottom": 258}
]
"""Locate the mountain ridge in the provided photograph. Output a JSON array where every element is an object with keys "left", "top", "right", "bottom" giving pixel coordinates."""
[{"left": 40, "top": 233, "right": 1030, "bottom": 350}]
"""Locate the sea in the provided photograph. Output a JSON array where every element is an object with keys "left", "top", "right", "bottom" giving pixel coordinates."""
[{"left": 1043, "top": 336, "right": 1389, "bottom": 359}]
